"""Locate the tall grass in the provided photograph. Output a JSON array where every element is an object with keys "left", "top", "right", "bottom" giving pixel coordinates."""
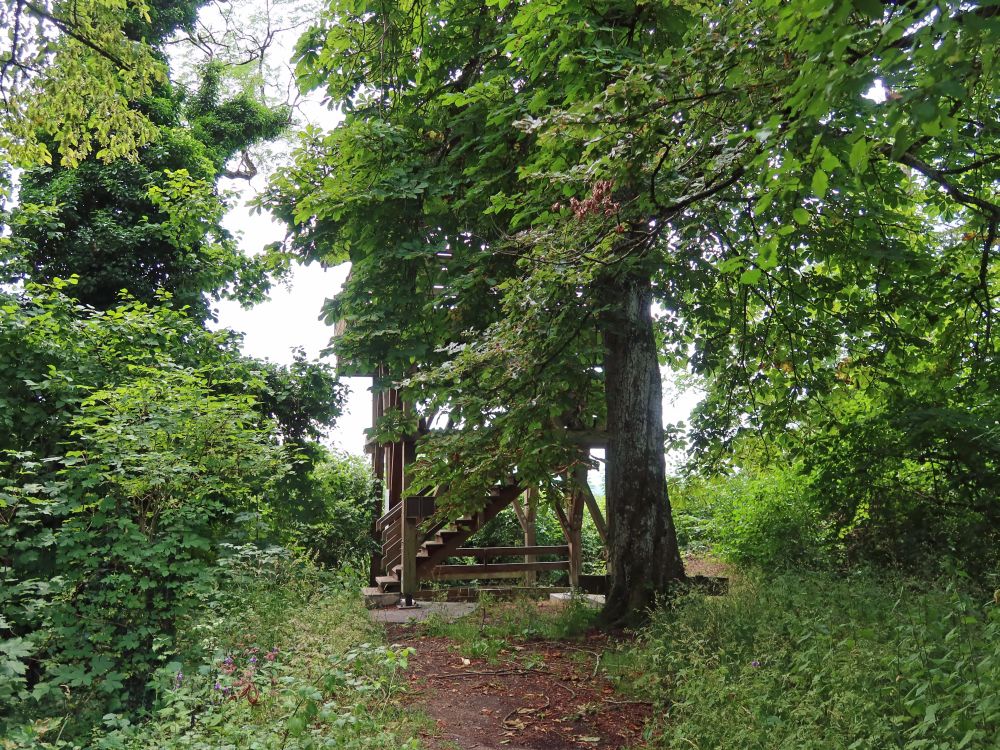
[{"left": 639, "top": 572, "right": 999, "bottom": 749}]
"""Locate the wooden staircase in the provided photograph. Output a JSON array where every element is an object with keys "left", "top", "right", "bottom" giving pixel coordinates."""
[{"left": 374, "top": 485, "right": 522, "bottom": 594}]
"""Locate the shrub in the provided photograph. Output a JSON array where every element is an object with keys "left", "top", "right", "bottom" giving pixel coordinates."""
[
  {"left": 3, "top": 559, "right": 420, "bottom": 749},
  {"left": 670, "top": 470, "right": 832, "bottom": 569},
  {"left": 280, "top": 451, "right": 380, "bottom": 567}
]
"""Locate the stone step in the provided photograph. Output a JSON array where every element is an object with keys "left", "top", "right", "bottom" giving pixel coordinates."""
[{"left": 375, "top": 575, "right": 400, "bottom": 593}]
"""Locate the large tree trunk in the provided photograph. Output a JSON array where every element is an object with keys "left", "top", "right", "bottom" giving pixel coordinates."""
[{"left": 600, "top": 271, "right": 685, "bottom": 626}]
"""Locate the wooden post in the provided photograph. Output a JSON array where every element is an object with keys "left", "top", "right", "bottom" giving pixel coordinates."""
[
  {"left": 554, "top": 473, "right": 585, "bottom": 590},
  {"left": 400, "top": 511, "right": 418, "bottom": 606},
  {"left": 399, "top": 400, "right": 419, "bottom": 604},
  {"left": 518, "top": 489, "right": 538, "bottom": 586},
  {"left": 368, "top": 373, "right": 385, "bottom": 586}
]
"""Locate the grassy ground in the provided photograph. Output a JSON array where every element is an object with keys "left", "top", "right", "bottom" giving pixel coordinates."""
[
  {"left": 9, "top": 564, "right": 996, "bottom": 749},
  {"left": 632, "top": 571, "right": 1000, "bottom": 750},
  {"left": 416, "top": 575, "right": 999, "bottom": 749}
]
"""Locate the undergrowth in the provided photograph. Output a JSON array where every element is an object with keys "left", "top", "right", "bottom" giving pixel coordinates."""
[
  {"left": 4, "top": 552, "right": 421, "bottom": 750},
  {"left": 636, "top": 571, "right": 999, "bottom": 750},
  {"left": 420, "top": 595, "right": 599, "bottom": 661}
]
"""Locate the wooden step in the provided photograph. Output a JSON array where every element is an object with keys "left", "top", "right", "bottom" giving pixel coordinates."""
[{"left": 375, "top": 575, "right": 400, "bottom": 593}]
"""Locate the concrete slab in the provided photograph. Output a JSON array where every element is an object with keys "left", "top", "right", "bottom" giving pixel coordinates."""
[{"left": 368, "top": 600, "right": 479, "bottom": 624}]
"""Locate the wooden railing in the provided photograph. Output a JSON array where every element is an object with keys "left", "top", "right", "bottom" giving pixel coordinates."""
[{"left": 431, "top": 545, "right": 571, "bottom": 580}]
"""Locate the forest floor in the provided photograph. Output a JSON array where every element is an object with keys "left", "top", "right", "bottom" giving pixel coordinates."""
[
  {"left": 378, "top": 556, "right": 735, "bottom": 749},
  {"left": 384, "top": 601, "right": 653, "bottom": 750}
]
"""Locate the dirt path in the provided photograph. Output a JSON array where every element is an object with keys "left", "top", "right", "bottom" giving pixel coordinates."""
[{"left": 387, "top": 622, "right": 652, "bottom": 750}]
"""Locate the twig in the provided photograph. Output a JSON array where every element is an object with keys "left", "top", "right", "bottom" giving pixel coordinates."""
[
  {"left": 550, "top": 680, "right": 577, "bottom": 699},
  {"left": 502, "top": 694, "right": 550, "bottom": 725},
  {"left": 424, "top": 668, "right": 550, "bottom": 679}
]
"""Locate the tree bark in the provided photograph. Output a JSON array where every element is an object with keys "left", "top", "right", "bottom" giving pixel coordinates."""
[{"left": 599, "top": 271, "right": 685, "bottom": 626}]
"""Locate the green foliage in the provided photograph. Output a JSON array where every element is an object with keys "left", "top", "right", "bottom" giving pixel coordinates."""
[
  {"left": 2, "top": 363, "right": 288, "bottom": 723},
  {"left": 671, "top": 389, "right": 1000, "bottom": 573},
  {"left": 671, "top": 471, "right": 832, "bottom": 570},
  {"left": 3, "top": 557, "right": 420, "bottom": 749},
  {"left": 279, "top": 451, "right": 380, "bottom": 567},
  {"left": 4, "top": 62, "right": 290, "bottom": 320},
  {"left": 269, "top": 0, "right": 998, "bottom": 611},
  {"left": 800, "top": 394, "right": 1000, "bottom": 573},
  {"left": 639, "top": 573, "right": 1000, "bottom": 750},
  {"left": 0, "top": 0, "right": 166, "bottom": 168},
  {"left": 0, "top": 283, "right": 343, "bottom": 727}
]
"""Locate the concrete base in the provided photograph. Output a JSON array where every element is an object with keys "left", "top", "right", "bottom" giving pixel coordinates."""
[
  {"left": 549, "top": 592, "right": 605, "bottom": 608},
  {"left": 369, "top": 600, "right": 479, "bottom": 624},
  {"left": 362, "top": 587, "right": 400, "bottom": 610}
]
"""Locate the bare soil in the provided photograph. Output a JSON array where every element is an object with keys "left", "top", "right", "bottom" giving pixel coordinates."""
[{"left": 387, "top": 621, "right": 651, "bottom": 750}]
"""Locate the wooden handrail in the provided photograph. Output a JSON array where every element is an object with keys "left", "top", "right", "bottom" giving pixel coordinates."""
[
  {"left": 431, "top": 561, "right": 570, "bottom": 578},
  {"left": 377, "top": 502, "right": 402, "bottom": 528}
]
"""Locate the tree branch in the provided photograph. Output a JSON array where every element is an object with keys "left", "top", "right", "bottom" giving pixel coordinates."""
[
  {"left": 23, "top": 1, "right": 131, "bottom": 70},
  {"left": 888, "top": 148, "right": 1000, "bottom": 218}
]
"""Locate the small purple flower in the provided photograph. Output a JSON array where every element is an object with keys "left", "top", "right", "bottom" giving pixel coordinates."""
[
  {"left": 248, "top": 656, "right": 257, "bottom": 664},
  {"left": 223, "top": 656, "right": 234, "bottom": 666},
  {"left": 214, "top": 682, "right": 222, "bottom": 691},
  {"left": 751, "top": 660, "right": 761, "bottom": 668},
  {"left": 175, "top": 671, "right": 184, "bottom": 686}
]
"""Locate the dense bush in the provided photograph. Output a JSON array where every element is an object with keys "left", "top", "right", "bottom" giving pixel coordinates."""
[
  {"left": 670, "top": 470, "right": 832, "bottom": 570},
  {"left": 0, "top": 283, "right": 342, "bottom": 726},
  {"left": 3, "top": 554, "right": 418, "bottom": 749},
  {"left": 802, "top": 397, "right": 1000, "bottom": 574},
  {"left": 280, "top": 451, "right": 380, "bottom": 566},
  {"left": 641, "top": 572, "right": 999, "bottom": 749}
]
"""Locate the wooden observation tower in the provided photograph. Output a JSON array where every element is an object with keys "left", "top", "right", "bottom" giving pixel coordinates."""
[{"left": 362, "top": 368, "right": 609, "bottom": 605}]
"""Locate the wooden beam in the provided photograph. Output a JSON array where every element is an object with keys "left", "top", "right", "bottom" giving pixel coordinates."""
[
  {"left": 579, "top": 480, "right": 608, "bottom": 546},
  {"left": 400, "top": 514, "right": 419, "bottom": 604},
  {"left": 524, "top": 488, "right": 538, "bottom": 586},
  {"left": 510, "top": 496, "right": 528, "bottom": 531}
]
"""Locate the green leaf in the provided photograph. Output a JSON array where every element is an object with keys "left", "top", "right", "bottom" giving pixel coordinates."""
[
  {"left": 811, "top": 169, "right": 829, "bottom": 199},
  {"left": 754, "top": 192, "right": 774, "bottom": 216},
  {"left": 740, "top": 269, "right": 762, "bottom": 284},
  {"left": 793, "top": 208, "right": 811, "bottom": 225},
  {"left": 911, "top": 100, "right": 937, "bottom": 124},
  {"left": 848, "top": 139, "right": 869, "bottom": 172},
  {"left": 851, "top": 0, "right": 884, "bottom": 18}
]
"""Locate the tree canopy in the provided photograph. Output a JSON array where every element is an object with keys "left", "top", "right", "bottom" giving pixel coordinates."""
[{"left": 265, "top": 0, "right": 998, "bottom": 620}]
